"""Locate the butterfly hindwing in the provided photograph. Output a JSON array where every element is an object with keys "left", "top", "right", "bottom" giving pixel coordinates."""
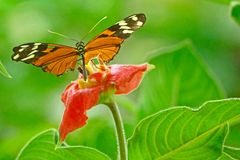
[
  {"left": 84, "top": 13, "right": 146, "bottom": 63},
  {"left": 12, "top": 43, "right": 79, "bottom": 75}
]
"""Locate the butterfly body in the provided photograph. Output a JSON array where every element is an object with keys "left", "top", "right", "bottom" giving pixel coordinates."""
[
  {"left": 75, "top": 41, "right": 85, "bottom": 54},
  {"left": 75, "top": 41, "right": 87, "bottom": 80},
  {"left": 12, "top": 13, "right": 146, "bottom": 79}
]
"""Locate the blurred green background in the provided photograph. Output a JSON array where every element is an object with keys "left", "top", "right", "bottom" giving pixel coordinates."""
[{"left": 1, "top": 0, "right": 240, "bottom": 159}]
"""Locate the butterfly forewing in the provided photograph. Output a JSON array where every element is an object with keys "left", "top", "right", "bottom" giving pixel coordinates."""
[
  {"left": 12, "top": 43, "right": 79, "bottom": 75},
  {"left": 84, "top": 13, "right": 146, "bottom": 63}
]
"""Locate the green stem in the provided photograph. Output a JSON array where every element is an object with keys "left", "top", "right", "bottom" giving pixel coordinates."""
[{"left": 106, "top": 97, "right": 127, "bottom": 160}]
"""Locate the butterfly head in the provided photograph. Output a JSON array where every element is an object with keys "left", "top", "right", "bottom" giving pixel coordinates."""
[{"left": 76, "top": 41, "right": 85, "bottom": 53}]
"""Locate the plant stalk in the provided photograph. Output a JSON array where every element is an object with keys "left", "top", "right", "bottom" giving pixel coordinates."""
[{"left": 106, "top": 97, "right": 127, "bottom": 160}]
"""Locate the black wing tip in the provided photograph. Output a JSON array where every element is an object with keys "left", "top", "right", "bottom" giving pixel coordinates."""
[
  {"left": 137, "top": 13, "right": 146, "bottom": 23},
  {"left": 12, "top": 46, "right": 19, "bottom": 52},
  {"left": 131, "top": 13, "right": 146, "bottom": 19},
  {"left": 11, "top": 55, "right": 16, "bottom": 61},
  {"left": 131, "top": 13, "right": 145, "bottom": 16},
  {"left": 125, "top": 13, "right": 146, "bottom": 24},
  {"left": 11, "top": 50, "right": 20, "bottom": 61},
  {"left": 136, "top": 13, "right": 146, "bottom": 16}
]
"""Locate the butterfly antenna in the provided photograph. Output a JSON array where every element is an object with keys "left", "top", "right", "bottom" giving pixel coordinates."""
[
  {"left": 80, "top": 16, "right": 107, "bottom": 41},
  {"left": 48, "top": 30, "right": 79, "bottom": 42}
]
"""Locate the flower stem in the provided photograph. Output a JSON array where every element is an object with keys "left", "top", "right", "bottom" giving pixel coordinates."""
[{"left": 106, "top": 97, "right": 127, "bottom": 160}]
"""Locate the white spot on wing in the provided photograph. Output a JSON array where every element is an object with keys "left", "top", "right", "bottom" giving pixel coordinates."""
[
  {"left": 118, "top": 20, "right": 127, "bottom": 26},
  {"left": 18, "top": 45, "right": 29, "bottom": 52},
  {"left": 21, "top": 45, "right": 29, "bottom": 48},
  {"left": 18, "top": 48, "right": 25, "bottom": 52},
  {"left": 32, "top": 45, "right": 39, "bottom": 50},
  {"left": 21, "top": 54, "right": 35, "bottom": 61},
  {"left": 122, "top": 30, "right": 134, "bottom": 34},
  {"left": 28, "top": 50, "right": 38, "bottom": 55},
  {"left": 136, "top": 21, "right": 143, "bottom": 26},
  {"left": 130, "top": 15, "right": 138, "bottom": 21},
  {"left": 13, "top": 54, "right": 20, "bottom": 59},
  {"left": 31, "top": 43, "right": 42, "bottom": 50},
  {"left": 120, "top": 25, "right": 131, "bottom": 29}
]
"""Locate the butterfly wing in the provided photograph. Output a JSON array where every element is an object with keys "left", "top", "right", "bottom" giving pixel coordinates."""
[
  {"left": 12, "top": 43, "right": 79, "bottom": 76},
  {"left": 84, "top": 13, "right": 146, "bottom": 63}
]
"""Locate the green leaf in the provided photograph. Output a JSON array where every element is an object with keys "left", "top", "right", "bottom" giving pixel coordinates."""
[
  {"left": 17, "top": 129, "right": 111, "bottom": 160},
  {"left": 225, "top": 124, "right": 240, "bottom": 147},
  {"left": 67, "top": 117, "right": 117, "bottom": 160},
  {"left": 0, "top": 60, "right": 12, "bottom": 78},
  {"left": 223, "top": 146, "right": 240, "bottom": 159},
  {"left": 139, "top": 41, "right": 225, "bottom": 118},
  {"left": 231, "top": 1, "right": 240, "bottom": 25},
  {"left": 218, "top": 153, "right": 235, "bottom": 160},
  {"left": 128, "top": 98, "right": 240, "bottom": 160},
  {"left": 207, "top": 0, "right": 232, "bottom": 5}
]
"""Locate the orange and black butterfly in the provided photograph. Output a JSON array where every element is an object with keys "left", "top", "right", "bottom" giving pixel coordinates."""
[{"left": 12, "top": 13, "right": 146, "bottom": 80}]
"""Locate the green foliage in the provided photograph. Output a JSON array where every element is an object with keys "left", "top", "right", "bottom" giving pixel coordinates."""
[
  {"left": 218, "top": 153, "right": 235, "bottom": 160},
  {"left": 223, "top": 146, "right": 240, "bottom": 159},
  {"left": 66, "top": 116, "right": 118, "bottom": 160},
  {"left": 231, "top": 1, "right": 240, "bottom": 25},
  {"left": 16, "top": 40, "right": 240, "bottom": 159},
  {"left": 17, "top": 129, "right": 111, "bottom": 160},
  {"left": 208, "top": 0, "right": 232, "bottom": 4},
  {"left": 0, "top": 60, "right": 12, "bottom": 78},
  {"left": 139, "top": 41, "right": 225, "bottom": 118},
  {"left": 1, "top": 0, "right": 240, "bottom": 159},
  {"left": 128, "top": 99, "right": 240, "bottom": 159}
]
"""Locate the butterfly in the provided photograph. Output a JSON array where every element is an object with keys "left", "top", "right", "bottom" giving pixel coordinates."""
[{"left": 12, "top": 13, "right": 146, "bottom": 80}]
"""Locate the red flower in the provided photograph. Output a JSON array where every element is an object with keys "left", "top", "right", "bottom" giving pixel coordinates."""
[{"left": 59, "top": 63, "right": 152, "bottom": 141}]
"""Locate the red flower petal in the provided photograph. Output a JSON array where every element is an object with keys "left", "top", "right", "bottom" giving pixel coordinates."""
[
  {"left": 59, "top": 63, "right": 151, "bottom": 141},
  {"left": 106, "top": 64, "right": 148, "bottom": 94},
  {"left": 59, "top": 80, "right": 101, "bottom": 141}
]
